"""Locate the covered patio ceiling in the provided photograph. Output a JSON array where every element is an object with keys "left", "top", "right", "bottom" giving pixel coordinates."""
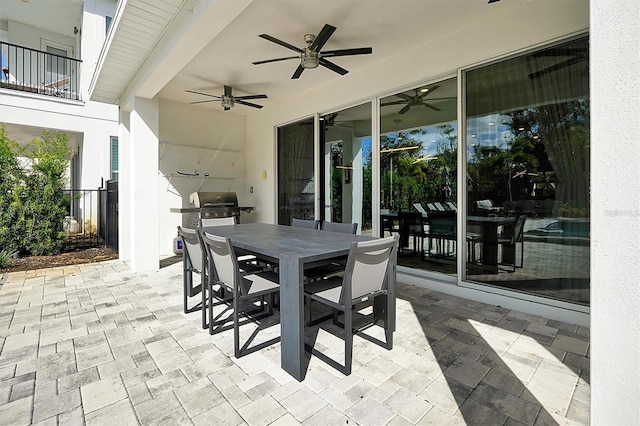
[{"left": 91, "top": 0, "right": 579, "bottom": 119}]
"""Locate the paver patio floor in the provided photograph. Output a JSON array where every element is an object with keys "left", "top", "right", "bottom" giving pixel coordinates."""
[{"left": 0, "top": 259, "right": 589, "bottom": 425}]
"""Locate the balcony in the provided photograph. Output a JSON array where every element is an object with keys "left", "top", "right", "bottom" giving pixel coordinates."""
[{"left": 1, "top": 41, "right": 82, "bottom": 101}]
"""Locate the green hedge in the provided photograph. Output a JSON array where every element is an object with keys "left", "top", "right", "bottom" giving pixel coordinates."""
[{"left": 0, "top": 125, "right": 72, "bottom": 256}]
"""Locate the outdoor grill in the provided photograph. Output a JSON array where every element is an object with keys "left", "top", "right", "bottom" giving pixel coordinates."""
[{"left": 170, "top": 191, "right": 253, "bottom": 227}]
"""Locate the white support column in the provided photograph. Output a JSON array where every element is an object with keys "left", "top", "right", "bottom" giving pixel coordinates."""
[
  {"left": 118, "top": 108, "right": 131, "bottom": 262},
  {"left": 128, "top": 96, "right": 160, "bottom": 272},
  {"left": 591, "top": 0, "right": 640, "bottom": 423}
]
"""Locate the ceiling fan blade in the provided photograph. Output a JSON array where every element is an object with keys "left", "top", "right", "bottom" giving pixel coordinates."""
[
  {"left": 292, "top": 65, "right": 305, "bottom": 79},
  {"left": 423, "top": 103, "right": 442, "bottom": 112},
  {"left": 399, "top": 104, "right": 411, "bottom": 114},
  {"left": 185, "top": 89, "right": 221, "bottom": 98},
  {"left": 189, "top": 100, "right": 218, "bottom": 105},
  {"left": 235, "top": 99, "right": 264, "bottom": 109},
  {"left": 310, "top": 24, "right": 336, "bottom": 51},
  {"left": 320, "top": 47, "right": 372, "bottom": 58},
  {"left": 381, "top": 100, "right": 408, "bottom": 106},
  {"left": 258, "top": 34, "right": 303, "bottom": 53},
  {"left": 224, "top": 85, "right": 232, "bottom": 97},
  {"left": 528, "top": 56, "right": 584, "bottom": 79},
  {"left": 252, "top": 56, "right": 299, "bottom": 65},
  {"left": 235, "top": 94, "right": 268, "bottom": 100},
  {"left": 319, "top": 58, "right": 348, "bottom": 75},
  {"left": 395, "top": 93, "right": 413, "bottom": 101}
]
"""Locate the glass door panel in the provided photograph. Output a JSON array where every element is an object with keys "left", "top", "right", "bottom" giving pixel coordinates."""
[
  {"left": 464, "top": 36, "right": 589, "bottom": 305},
  {"left": 379, "top": 77, "right": 458, "bottom": 276},
  {"left": 277, "top": 118, "right": 315, "bottom": 225},
  {"left": 320, "top": 103, "right": 372, "bottom": 235}
]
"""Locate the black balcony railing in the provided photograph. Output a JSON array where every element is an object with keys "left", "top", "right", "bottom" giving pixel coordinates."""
[{"left": 1, "top": 41, "right": 82, "bottom": 101}]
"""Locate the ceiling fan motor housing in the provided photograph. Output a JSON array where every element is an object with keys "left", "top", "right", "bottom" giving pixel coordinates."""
[
  {"left": 221, "top": 95, "right": 234, "bottom": 109},
  {"left": 301, "top": 48, "right": 319, "bottom": 69}
]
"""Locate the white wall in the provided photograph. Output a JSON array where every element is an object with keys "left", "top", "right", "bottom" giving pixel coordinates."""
[
  {"left": 7, "top": 20, "right": 75, "bottom": 55},
  {"left": 157, "top": 99, "right": 247, "bottom": 255},
  {"left": 590, "top": 0, "right": 640, "bottom": 423}
]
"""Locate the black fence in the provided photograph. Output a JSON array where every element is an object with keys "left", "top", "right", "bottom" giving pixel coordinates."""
[
  {"left": 1, "top": 41, "right": 82, "bottom": 101},
  {"left": 63, "top": 183, "right": 118, "bottom": 252},
  {"left": 104, "top": 181, "right": 118, "bottom": 251}
]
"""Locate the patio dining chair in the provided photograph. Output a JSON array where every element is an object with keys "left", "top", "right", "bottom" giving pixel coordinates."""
[
  {"left": 320, "top": 221, "right": 358, "bottom": 234},
  {"left": 200, "top": 216, "right": 265, "bottom": 269},
  {"left": 177, "top": 226, "right": 206, "bottom": 317},
  {"left": 304, "top": 221, "right": 359, "bottom": 282},
  {"left": 304, "top": 235, "right": 398, "bottom": 375},
  {"left": 201, "top": 232, "right": 280, "bottom": 358},
  {"left": 291, "top": 217, "right": 320, "bottom": 229},
  {"left": 498, "top": 214, "right": 527, "bottom": 272}
]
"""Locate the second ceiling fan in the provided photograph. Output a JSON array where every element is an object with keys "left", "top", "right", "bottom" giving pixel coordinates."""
[
  {"left": 381, "top": 85, "right": 454, "bottom": 114},
  {"left": 252, "top": 23, "right": 373, "bottom": 79},
  {"left": 185, "top": 85, "right": 267, "bottom": 110}
]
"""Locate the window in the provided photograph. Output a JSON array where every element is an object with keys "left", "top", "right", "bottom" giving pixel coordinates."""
[
  {"left": 110, "top": 136, "right": 118, "bottom": 180},
  {"left": 463, "top": 36, "right": 589, "bottom": 305},
  {"left": 106, "top": 16, "right": 113, "bottom": 35}
]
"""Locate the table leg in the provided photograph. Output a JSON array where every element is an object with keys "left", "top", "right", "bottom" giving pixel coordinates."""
[
  {"left": 481, "top": 223, "right": 499, "bottom": 273},
  {"left": 279, "top": 256, "right": 305, "bottom": 381}
]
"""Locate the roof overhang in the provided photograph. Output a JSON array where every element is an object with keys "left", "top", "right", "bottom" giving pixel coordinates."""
[{"left": 89, "top": 0, "right": 188, "bottom": 104}]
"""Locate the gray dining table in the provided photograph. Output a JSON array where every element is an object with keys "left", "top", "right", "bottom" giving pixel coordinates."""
[{"left": 199, "top": 222, "right": 392, "bottom": 381}]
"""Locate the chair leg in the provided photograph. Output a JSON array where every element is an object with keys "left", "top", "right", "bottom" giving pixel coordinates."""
[
  {"left": 385, "top": 294, "right": 393, "bottom": 350},
  {"left": 233, "top": 293, "right": 240, "bottom": 358},
  {"left": 344, "top": 305, "right": 353, "bottom": 376},
  {"left": 208, "top": 281, "right": 215, "bottom": 335},
  {"left": 201, "top": 276, "right": 207, "bottom": 329},
  {"left": 183, "top": 269, "right": 189, "bottom": 314}
]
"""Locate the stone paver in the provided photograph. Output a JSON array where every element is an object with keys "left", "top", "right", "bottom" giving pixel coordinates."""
[{"left": 0, "top": 259, "right": 590, "bottom": 425}]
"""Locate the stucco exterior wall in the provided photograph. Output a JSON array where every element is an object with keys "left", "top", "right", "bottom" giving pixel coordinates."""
[{"left": 590, "top": 0, "right": 640, "bottom": 423}]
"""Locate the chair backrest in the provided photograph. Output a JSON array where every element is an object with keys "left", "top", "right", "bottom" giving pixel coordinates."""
[
  {"left": 429, "top": 213, "right": 456, "bottom": 236},
  {"left": 413, "top": 203, "right": 428, "bottom": 217},
  {"left": 200, "top": 232, "right": 244, "bottom": 295},
  {"left": 200, "top": 216, "right": 236, "bottom": 227},
  {"left": 177, "top": 226, "right": 203, "bottom": 272},
  {"left": 511, "top": 215, "right": 527, "bottom": 244},
  {"left": 432, "top": 202, "right": 446, "bottom": 211},
  {"left": 476, "top": 199, "right": 494, "bottom": 209},
  {"left": 320, "top": 221, "right": 358, "bottom": 234},
  {"left": 291, "top": 218, "right": 319, "bottom": 229},
  {"left": 342, "top": 236, "right": 398, "bottom": 303}
]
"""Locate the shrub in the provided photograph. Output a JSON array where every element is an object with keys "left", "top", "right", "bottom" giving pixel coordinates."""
[
  {"left": 0, "top": 249, "right": 17, "bottom": 269},
  {"left": 0, "top": 126, "right": 72, "bottom": 256}
]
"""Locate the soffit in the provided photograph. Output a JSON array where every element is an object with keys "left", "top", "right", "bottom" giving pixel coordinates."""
[{"left": 90, "top": 0, "right": 187, "bottom": 103}]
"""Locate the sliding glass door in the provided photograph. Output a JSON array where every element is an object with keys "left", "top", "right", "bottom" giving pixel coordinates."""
[
  {"left": 379, "top": 77, "right": 458, "bottom": 276},
  {"left": 277, "top": 118, "right": 314, "bottom": 225},
  {"left": 464, "top": 36, "right": 590, "bottom": 305}
]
